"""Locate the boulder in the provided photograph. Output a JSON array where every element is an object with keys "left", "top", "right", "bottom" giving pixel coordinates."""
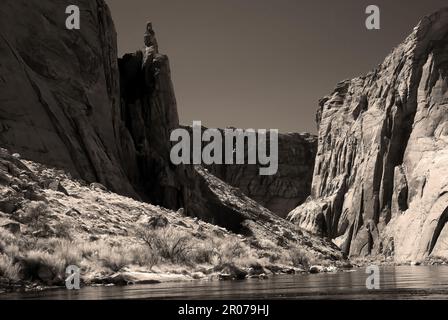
[
  {"left": 0, "top": 198, "right": 17, "bottom": 214},
  {"left": 216, "top": 263, "right": 248, "bottom": 280},
  {"left": 146, "top": 215, "right": 169, "bottom": 229},
  {"left": 47, "top": 180, "right": 69, "bottom": 196},
  {"left": 90, "top": 183, "right": 108, "bottom": 192},
  {"left": 1, "top": 222, "right": 20, "bottom": 234},
  {"left": 65, "top": 208, "right": 82, "bottom": 217},
  {"left": 309, "top": 265, "right": 325, "bottom": 274}
]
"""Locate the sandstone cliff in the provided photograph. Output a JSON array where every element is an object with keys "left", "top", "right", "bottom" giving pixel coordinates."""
[
  {"left": 288, "top": 8, "right": 448, "bottom": 263},
  {"left": 0, "top": 1, "right": 342, "bottom": 263},
  {"left": 182, "top": 126, "right": 317, "bottom": 217},
  {"left": 209, "top": 132, "right": 316, "bottom": 217},
  {"left": 0, "top": 0, "right": 137, "bottom": 198}
]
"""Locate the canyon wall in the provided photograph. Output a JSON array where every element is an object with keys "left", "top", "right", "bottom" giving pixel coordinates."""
[
  {"left": 208, "top": 132, "right": 316, "bottom": 217},
  {"left": 0, "top": 0, "right": 343, "bottom": 259},
  {"left": 288, "top": 8, "right": 448, "bottom": 263},
  {"left": 0, "top": 0, "right": 138, "bottom": 198},
  {"left": 182, "top": 127, "right": 317, "bottom": 217}
]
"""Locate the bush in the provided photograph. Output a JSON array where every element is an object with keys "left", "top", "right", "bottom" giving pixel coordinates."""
[
  {"left": 98, "top": 246, "right": 130, "bottom": 272},
  {"left": 137, "top": 227, "right": 191, "bottom": 264},
  {"left": 0, "top": 229, "right": 16, "bottom": 254},
  {"left": 76, "top": 240, "right": 101, "bottom": 259},
  {"left": 19, "top": 202, "right": 49, "bottom": 225},
  {"left": 2, "top": 243, "right": 20, "bottom": 258},
  {"left": 218, "top": 241, "right": 250, "bottom": 264},
  {"left": 19, "top": 202, "right": 55, "bottom": 237},
  {"left": 289, "top": 248, "right": 314, "bottom": 269},
  {"left": 52, "top": 222, "right": 72, "bottom": 240},
  {"left": 51, "top": 240, "right": 82, "bottom": 266},
  {"left": 0, "top": 254, "right": 21, "bottom": 281},
  {"left": 22, "top": 250, "right": 66, "bottom": 283},
  {"left": 127, "top": 245, "right": 159, "bottom": 268},
  {"left": 190, "top": 241, "right": 216, "bottom": 265}
]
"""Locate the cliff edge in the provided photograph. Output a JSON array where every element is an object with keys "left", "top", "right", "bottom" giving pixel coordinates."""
[{"left": 288, "top": 8, "right": 448, "bottom": 263}]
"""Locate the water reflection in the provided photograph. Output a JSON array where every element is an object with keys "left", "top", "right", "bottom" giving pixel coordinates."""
[{"left": 3, "top": 266, "right": 448, "bottom": 300}]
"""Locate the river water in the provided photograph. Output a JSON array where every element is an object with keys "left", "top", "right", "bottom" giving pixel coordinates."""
[{"left": 3, "top": 266, "right": 448, "bottom": 300}]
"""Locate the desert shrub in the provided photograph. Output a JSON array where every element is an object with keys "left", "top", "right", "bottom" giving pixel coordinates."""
[
  {"left": 137, "top": 226, "right": 191, "bottom": 264},
  {"left": 189, "top": 241, "right": 216, "bottom": 264},
  {"left": 52, "top": 221, "right": 72, "bottom": 239},
  {"left": 0, "top": 229, "right": 16, "bottom": 254},
  {"left": 254, "top": 238, "right": 278, "bottom": 251},
  {"left": 265, "top": 249, "right": 289, "bottom": 264},
  {"left": 218, "top": 241, "right": 249, "bottom": 264},
  {"left": 2, "top": 243, "right": 20, "bottom": 258},
  {"left": 19, "top": 239, "right": 83, "bottom": 283},
  {"left": 98, "top": 246, "right": 130, "bottom": 272},
  {"left": 76, "top": 240, "right": 157, "bottom": 271},
  {"left": 18, "top": 202, "right": 57, "bottom": 238},
  {"left": 51, "top": 240, "right": 82, "bottom": 266},
  {"left": 76, "top": 240, "right": 102, "bottom": 259},
  {"left": 289, "top": 248, "right": 314, "bottom": 269},
  {"left": 19, "top": 202, "right": 49, "bottom": 225},
  {"left": 23, "top": 250, "right": 66, "bottom": 281},
  {"left": 127, "top": 245, "right": 159, "bottom": 268},
  {"left": 427, "top": 255, "right": 448, "bottom": 265},
  {"left": 0, "top": 254, "right": 21, "bottom": 281}
]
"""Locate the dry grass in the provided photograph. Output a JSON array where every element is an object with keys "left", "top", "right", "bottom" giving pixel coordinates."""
[
  {"left": 22, "top": 250, "right": 66, "bottom": 282},
  {"left": 189, "top": 241, "right": 217, "bottom": 265},
  {"left": 97, "top": 246, "right": 131, "bottom": 272},
  {"left": 127, "top": 245, "right": 159, "bottom": 269},
  {"left": 18, "top": 202, "right": 49, "bottom": 229},
  {"left": 218, "top": 241, "right": 251, "bottom": 264},
  {"left": 289, "top": 247, "right": 314, "bottom": 269},
  {"left": 136, "top": 226, "right": 265, "bottom": 269},
  {"left": 0, "top": 186, "right": 313, "bottom": 285},
  {"left": 0, "top": 229, "right": 17, "bottom": 254},
  {"left": 0, "top": 220, "right": 311, "bottom": 285},
  {"left": 51, "top": 240, "right": 82, "bottom": 266},
  {"left": 0, "top": 254, "right": 21, "bottom": 281},
  {"left": 137, "top": 227, "right": 191, "bottom": 264}
]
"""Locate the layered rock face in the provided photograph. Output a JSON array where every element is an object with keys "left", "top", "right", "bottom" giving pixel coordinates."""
[
  {"left": 0, "top": 0, "right": 202, "bottom": 216},
  {"left": 0, "top": 0, "right": 137, "bottom": 198},
  {"left": 288, "top": 8, "right": 448, "bottom": 262},
  {"left": 193, "top": 129, "right": 317, "bottom": 217}
]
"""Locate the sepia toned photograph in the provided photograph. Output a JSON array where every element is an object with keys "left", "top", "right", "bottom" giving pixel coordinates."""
[{"left": 0, "top": 0, "right": 447, "bottom": 311}]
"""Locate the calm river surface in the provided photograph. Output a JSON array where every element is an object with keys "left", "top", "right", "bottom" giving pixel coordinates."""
[{"left": 3, "top": 266, "right": 448, "bottom": 300}]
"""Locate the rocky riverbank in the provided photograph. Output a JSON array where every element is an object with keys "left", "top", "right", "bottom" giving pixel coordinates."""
[{"left": 0, "top": 148, "right": 347, "bottom": 292}]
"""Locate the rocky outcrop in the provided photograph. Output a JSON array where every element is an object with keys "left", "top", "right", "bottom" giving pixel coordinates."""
[
  {"left": 0, "top": 0, "right": 137, "bottom": 198},
  {"left": 184, "top": 127, "right": 317, "bottom": 217},
  {"left": 288, "top": 8, "right": 448, "bottom": 263},
  {"left": 117, "top": 22, "right": 183, "bottom": 208}
]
